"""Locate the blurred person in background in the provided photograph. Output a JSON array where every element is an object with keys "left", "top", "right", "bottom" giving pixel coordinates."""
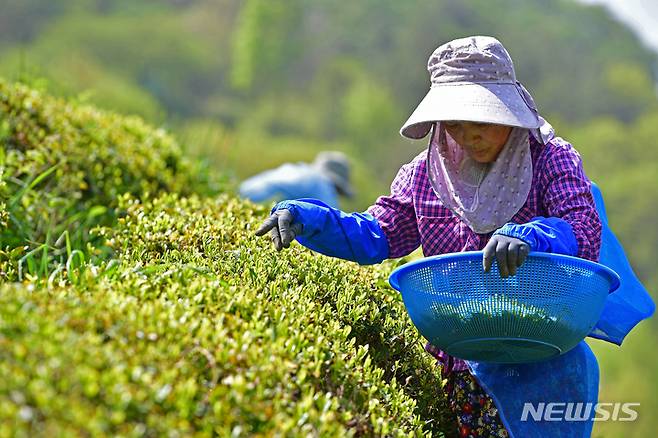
[{"left": 239, "top": 151, "right": 353, "bottom": 208}]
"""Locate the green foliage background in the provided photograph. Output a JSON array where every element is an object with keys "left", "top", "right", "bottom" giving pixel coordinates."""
[{"left": 0, "top": 0, "right": 657, "bottom": 436}]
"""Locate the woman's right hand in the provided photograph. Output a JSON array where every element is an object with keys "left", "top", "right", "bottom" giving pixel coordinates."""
[
  {"left": 255, "top": 209, "right": 304, "bottom": 251},
  {"left": 482, "top": 234, "right": 530, "bottom": 278}
]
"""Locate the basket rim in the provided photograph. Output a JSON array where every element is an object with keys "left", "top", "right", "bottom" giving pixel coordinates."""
[{"left": 388, "top": 251, "right": 621, "bottom": 293}]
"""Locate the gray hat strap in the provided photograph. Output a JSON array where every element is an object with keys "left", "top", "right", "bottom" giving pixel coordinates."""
[{"left": 515, "top": 81, "right": 538, "bottom": 118}]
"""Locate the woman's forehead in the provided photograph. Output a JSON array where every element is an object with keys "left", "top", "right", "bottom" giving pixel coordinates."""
[{"left": 443, "top": 121, "right": 510, "bottom": 128}]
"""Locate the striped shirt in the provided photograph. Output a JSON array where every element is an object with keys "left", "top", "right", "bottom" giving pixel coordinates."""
[{"left": 367, "top": 134, "right": 602, "bottom": 372}]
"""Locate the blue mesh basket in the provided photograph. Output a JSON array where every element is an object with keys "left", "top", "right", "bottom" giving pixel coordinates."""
[{"left": 389, "top": 252, "right": 620, "bottom": 364}]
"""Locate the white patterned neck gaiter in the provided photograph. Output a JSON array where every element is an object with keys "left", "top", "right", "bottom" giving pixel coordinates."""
[{"left": 427, "top": 123, "right": 533, "bottom": 234}]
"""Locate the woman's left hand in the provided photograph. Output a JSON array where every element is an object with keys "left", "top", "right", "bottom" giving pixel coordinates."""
[{"left": 483, "top": 235, "right": 530, "bottom": 278}]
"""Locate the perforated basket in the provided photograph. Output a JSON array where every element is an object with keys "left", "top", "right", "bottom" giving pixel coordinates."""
[{"left": 389, "top": 252, "right": 620, "bottom": 363}]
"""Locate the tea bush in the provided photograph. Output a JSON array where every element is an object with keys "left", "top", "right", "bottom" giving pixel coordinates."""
[
  {"left": 0, "top": 81, "right": 455, "bottom": 436},
  {"left": 0, "top": 79, "right": 223, "bottom": 280},
  {"left": 1, "top": 193, "right": 455, "bottom": 437}
]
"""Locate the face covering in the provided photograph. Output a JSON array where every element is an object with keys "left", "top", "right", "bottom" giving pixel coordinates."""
[{"left": 427, "top": 123, "right": 533, "bottom": 233}]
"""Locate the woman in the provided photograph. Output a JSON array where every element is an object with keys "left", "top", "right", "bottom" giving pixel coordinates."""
[{"left": 254, "top": 36, "right": 650, "bottom": 437}]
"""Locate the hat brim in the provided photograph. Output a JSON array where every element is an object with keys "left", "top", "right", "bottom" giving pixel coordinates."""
[{"left": 400, "top": 83, "right": 540, "bottom": 139}]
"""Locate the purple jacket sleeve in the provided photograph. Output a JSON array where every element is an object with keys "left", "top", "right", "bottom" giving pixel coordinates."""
[
  {"left": 538, "top": 140, "right": 602, "bottom": 261},
  {"left": 366, "top": 162, "right": 421, "bottom": 258}
]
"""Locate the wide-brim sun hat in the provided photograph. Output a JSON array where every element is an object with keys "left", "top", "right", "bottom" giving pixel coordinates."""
[{"left": 400, "top": 36, "right": 541, "bottom": 139}]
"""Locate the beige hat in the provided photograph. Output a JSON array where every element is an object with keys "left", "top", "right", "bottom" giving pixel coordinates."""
[{"left": 400, "top": 36, "right": 541, "bottom": 139}]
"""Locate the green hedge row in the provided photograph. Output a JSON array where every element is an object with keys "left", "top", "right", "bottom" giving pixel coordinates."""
[
  {"left": 0, "top": 80, "right": 455, "bottom": 436},
  {"left": 0, "top": 79, "right": 222, "bottom": 281},
  {"left": 1, "top": 193, "right": 455, "bottom": 437}
]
